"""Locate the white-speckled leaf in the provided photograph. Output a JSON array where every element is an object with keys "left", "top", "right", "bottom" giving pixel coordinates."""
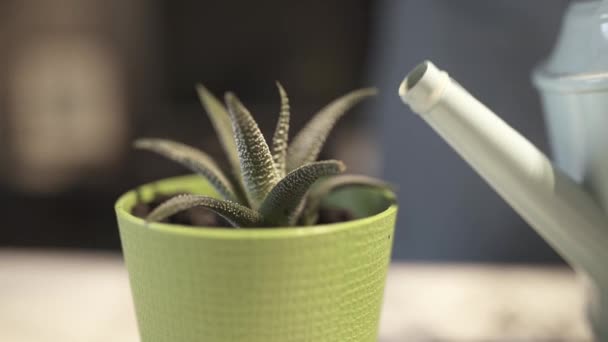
[
  {"left": 286, "top": 88, "right": 377, "bottom": 171},
  {"left": 134, "top": 138, "right": 240, "bottom": 202},
  {"left": 146, "top": 194, "right": 264, "bottom": 228},
  {"left": 196, "top": 85, "right": 243, "bottom": 183},
  {"left": 271, "top": 82, "right": 290, "bottom": 177},
  {"left": 225, "top": 93, "right": 279, "bottom": 210},
  {"left": 259, "top": 160, "right": 345, "bottom": 226}
]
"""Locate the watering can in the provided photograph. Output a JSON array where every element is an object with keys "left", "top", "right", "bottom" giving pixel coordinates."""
[{"left": 399, "top": 1, "right": 608, "bottom": 339}]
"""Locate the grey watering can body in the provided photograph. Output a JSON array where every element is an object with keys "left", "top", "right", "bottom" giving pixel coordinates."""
[
  {"left": 399, "top": 1, "right": 608, "bottom": 339},
  {"left": 533, "top": 1, "right": 608, "bottom": 337},
  {"left": 533, "top": 0, "right": 608, "bottom": 213}
]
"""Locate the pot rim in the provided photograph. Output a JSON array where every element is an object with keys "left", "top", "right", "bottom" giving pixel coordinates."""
[{"left": 115, "top": 174, "right": 398, "bottom": 240}]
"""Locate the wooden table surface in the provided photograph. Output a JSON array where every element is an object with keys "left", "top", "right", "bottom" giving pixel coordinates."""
[{"left": 0, "top": 249, "right": 592, "bottom": 341}]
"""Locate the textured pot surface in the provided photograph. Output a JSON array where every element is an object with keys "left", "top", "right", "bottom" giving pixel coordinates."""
[{"left": 115, "top": 174, "right": 397, "bottom": 342}]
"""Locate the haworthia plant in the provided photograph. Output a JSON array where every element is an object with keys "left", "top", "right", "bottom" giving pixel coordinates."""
[{"left": 136, "top": 84, "right": 390, "bottom": 228}]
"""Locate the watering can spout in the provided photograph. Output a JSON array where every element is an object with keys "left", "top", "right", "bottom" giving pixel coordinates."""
[{"left": 399, "top": 61, "right": 608, "bottom": 276}]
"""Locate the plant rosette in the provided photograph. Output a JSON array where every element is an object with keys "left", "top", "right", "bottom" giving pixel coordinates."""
[{"left": 115, "top": 84, "right": 398, "bottom": 341}]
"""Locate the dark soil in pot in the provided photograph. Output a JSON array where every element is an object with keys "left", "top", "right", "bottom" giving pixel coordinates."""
[{"left": 131, "top": 193, "right": 354, "bottom": 228}]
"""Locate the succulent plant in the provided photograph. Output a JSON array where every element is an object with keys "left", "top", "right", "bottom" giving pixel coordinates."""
[{"left": 135, "top": 83, "right": 391, "bottom": 228}]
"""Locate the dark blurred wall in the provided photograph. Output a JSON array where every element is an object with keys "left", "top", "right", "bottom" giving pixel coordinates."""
[
  {"left": 0, "top": 0, "right": 163, "bottom": 248},
  {"left": 140, "top": 0, "right": 377, "bottom": 179},
  {"left": 0, "top": 0, "right": 375, "bottom": 249},
  {"left": 369, "top": 0, "right": 570, "bottom": 262},
  {"left": 1, "top": 0, "right": 578, "bottom": 265},
  {"left": 161, "top": 1, "right": 372, "bottom": 102}
]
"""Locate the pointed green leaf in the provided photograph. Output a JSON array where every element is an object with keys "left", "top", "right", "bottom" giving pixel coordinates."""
[
  {"left": 134, "top": 138, "right": 240, "bottom": 202},
  {"left": 286, "top": 88, "right": 377, "bottom": 171},
  {"left": 271, "top": 82, "right": 290, "bottom": 177},
  {"left": 196, "top": 85, "right": 243, "bottom": 183},
  {"left": 260, "top": 160, "right": 345, "bottom": 226},
  {"left": 146, "top": 194, "right": 264, "bottom": 228},
  {"left": 225, "top": 93, "right": 279, "bottom": 210},
  {"left": 300, "top": 174, "right": 393, "bottom": 225}
]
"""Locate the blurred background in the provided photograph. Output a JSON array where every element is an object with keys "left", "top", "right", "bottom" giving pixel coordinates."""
[{"left": 0, "top": 0, "right": 570, "bottom": 263}]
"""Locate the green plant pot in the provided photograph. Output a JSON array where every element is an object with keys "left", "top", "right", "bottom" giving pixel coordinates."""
[{"left": 115, "top": 174, "right": 397, "bottom": 342}]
